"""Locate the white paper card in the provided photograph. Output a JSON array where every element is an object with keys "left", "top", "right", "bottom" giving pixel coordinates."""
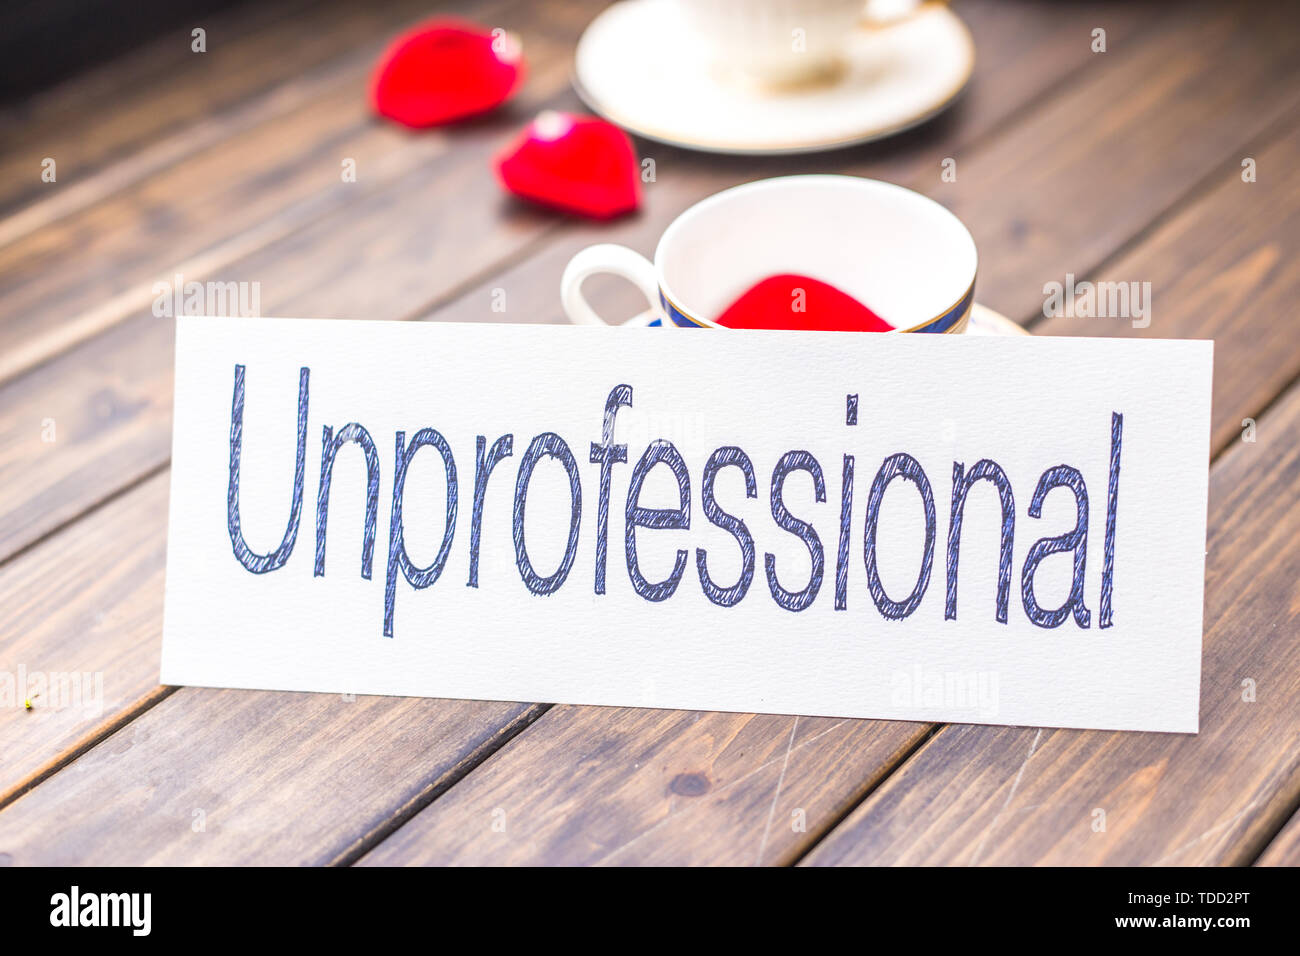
[{"left": 162, "top": 317, "right": 1212, "bottom": 732}]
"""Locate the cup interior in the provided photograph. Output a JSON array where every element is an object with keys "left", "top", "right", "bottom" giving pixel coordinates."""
[{"left": 656, "top": 176, "right": 977, "bottom": 330}]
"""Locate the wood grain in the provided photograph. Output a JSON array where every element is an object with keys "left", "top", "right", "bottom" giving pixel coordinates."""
[
  {"left": 357, "top": 0, "right": 1300, "bottom": 865},
  {"left": 1036, "top": 123, "right": 1300, "bottom": 455},
  {"left": 0, "top": 86, "right": 452, "bottom": 382},
  {"left": 0, "top": 0, "right": 580, "bottom": 384},
  {"left": 0, "top": 0, "right": 441, "bottom": 222},
  {"left": 0, "top": 687, "right": 540, "bottom": 865},
  {"left": 0, "top": 12, "right": 592, "bottom": 564},
  {"left": 1256, "top": 805, "right": 1300, "bottom": 865},
  {"left": 0, "top": 311, "right": 175, "bottom": 560},
  {"left": 941, "top": 0, "right": 1300, "bottom": 323},
  {"left": 0, "top": 472, "right": 171, "bottom": 806},
  {"left": 358, "top": 708, "right": 928, "bottom": 866},
  {"left": 801, "top": 377, "right": 1300, "bottom": 865},
  {"left": 0, "top": 0, "right": 595, "bottom": 824}
]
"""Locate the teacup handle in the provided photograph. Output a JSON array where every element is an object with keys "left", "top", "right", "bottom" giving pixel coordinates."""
[
  {"left": 862, "top": 0, "right": 947, "bottom": 28},
  {"left": 560, "top": 244, "right": 661, "bottom": 327}
]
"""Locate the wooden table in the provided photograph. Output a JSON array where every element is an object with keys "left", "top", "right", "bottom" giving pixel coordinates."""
[{"left": 1, "top": 0, "right": 1298, "bottom": 866}]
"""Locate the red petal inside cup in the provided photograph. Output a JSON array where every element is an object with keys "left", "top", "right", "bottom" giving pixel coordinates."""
[
  {"left": 495, "top": 111, "right": 641, "bottom": 220},
  {"left": 370, "top": 20, "right": 525, "bottom": 128},
  {"left": 716, "top": 274, "right": 894, "bottom": 332}
]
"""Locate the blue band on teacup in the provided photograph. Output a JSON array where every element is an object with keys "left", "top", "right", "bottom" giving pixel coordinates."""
[
  {"left": 907, "top": 282, "right": 975, "bottom": 334},
  {"left": 659, "top": 281, "right": 975, "bottom": 333},
  {"left": 659, "top": 291, "right": 708, "bottom": 328}
]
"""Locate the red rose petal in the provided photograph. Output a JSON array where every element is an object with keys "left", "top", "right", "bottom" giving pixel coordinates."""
[
  {"left": 716, "top": 274, "right": 894, "bottom": 332},
  {"left": 494, "top": 111, "right": 641, "bottom": 220},
  {"left": 370, "top": 19, "right": 525, "bottom": 128}
]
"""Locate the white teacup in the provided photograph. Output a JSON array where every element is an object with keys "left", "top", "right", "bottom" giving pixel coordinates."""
[
  {"left": 679, "top": 0, "right": 943, "bottom": 88},
  {"left": 560, "top": 174, "right": 977, "bottom": 334}
]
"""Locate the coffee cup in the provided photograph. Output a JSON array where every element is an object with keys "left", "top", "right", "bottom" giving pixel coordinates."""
[{"left": 560, "top": 174, "right": 977, "bottom": 334}]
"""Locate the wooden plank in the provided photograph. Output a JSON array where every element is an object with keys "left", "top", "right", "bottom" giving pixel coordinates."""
[
  {"left": 0, "top": 424, "right": 538, "bottom": 862},
  {"left": 942, "top": 0, "right": 1300, "bottom": 323},
  {"left": 0, "top": 316, "right": 175, "bottom": 560},
  {"left": 0, "top": 0, "right": 578, "bottom": 384},
  {"left": 357, "top": 709, "right": 928, "bottom": 866},
  {"left": 1035, "top": 123, "right": 1300, "bottom": 454},
  {"left": 802, "top": 375, "right": 1300, "bottom": 865},
  {"left": 0, "top": 0, "right": 1142, "bottom": 859},
  {"left": 1257, "top": 806, "right": 1300, "bottom": 865},
  {"left": 0, "top": 473, "right": 171, "bottom": 806},
  {"left": 0, "top": 13, "right": 593, "bottom": 562},
  {"left": 352, "top": 1, "right": 1300, "bottom": 865},
  {"left": 0, "top": 0, "right": 586, "bottom": 809},
  {"left": 0, "top": 0, "right": 440, "bottom": 221},
  {"left": 0, "top": 686, "right": 540, "bottom": 865},
  {"left": 0, "top": 84, "right": 450, "bottom": 382}
]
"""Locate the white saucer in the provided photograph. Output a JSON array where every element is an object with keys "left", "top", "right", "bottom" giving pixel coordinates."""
[
  {"left": 573, "top": 0, "right": 975, "bottom": 155},
  {"left": 964, "top": 303, "right": 1029, "bottom": 336},
  {"left": 623, "top": 303, "right": 1026, "bottom": 334}
]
